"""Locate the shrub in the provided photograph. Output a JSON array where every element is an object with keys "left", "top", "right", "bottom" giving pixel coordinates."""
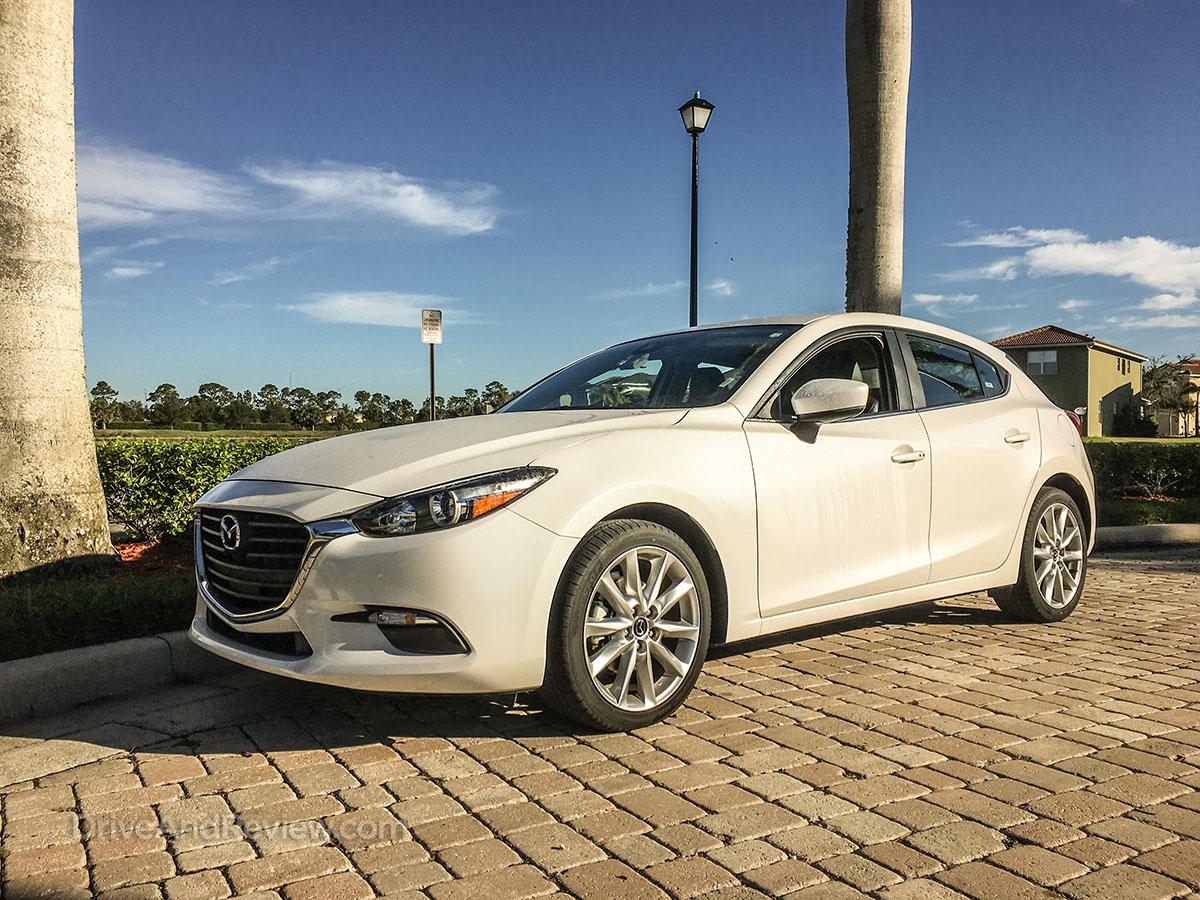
[
  {"left": 1085, "top": 440, "right": 1200, "bottom": 499},
  {"left": 97, "top": 437, "right": 307, "bottom": 539}
]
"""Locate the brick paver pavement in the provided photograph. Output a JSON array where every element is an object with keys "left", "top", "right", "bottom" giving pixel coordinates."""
[{"left": 3, "top": 548, "right": 1199, "bottom": 899}]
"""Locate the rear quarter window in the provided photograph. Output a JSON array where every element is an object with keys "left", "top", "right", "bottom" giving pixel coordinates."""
[{"left": 974, "top": 354, "right": 1008, "bottom": 398}]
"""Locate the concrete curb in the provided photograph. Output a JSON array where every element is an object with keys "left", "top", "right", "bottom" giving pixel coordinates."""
[
  {"left": 0, "top": 629, "right": 235, "bottom": 725},
  {"left": 1095, "top": 523, "right": 1200, "bottom": 550}
]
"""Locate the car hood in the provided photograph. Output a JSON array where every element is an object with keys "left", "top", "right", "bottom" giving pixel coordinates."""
[{"left": 225, "top": 408, "right": 686, "bottom": 502}]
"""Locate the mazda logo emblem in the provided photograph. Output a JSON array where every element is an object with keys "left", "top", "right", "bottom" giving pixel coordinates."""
[{"left": 219, "top": 514, "right": 241, "bottom": 551}]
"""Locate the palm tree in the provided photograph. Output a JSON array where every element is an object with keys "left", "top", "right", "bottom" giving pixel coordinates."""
[
  {"left": 0, "top": 0, "right": 113, "bottom": 575},
  {"left": 845, "top": 0, "right": 912, "bottom": 314}
]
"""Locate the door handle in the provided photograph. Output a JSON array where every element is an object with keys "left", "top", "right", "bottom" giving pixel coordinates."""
[
  {"left": 1004, "top": 430, "right": 1032, "bottom": 445},
  {"left": 891, "top": 448, "right": 927, "bottom": 464}
]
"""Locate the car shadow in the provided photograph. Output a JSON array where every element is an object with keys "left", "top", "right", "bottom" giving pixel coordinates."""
[
  {"left": 0, "top": 596, "right": 1025, "bottom": 764},
  {"left": 711, "top": 597, "right": 1011, "bottom": 658}
]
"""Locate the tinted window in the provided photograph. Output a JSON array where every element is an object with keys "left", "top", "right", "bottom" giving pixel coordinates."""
[
  {"left": 974, "top": 354, "right": 1006, "bottom": 398},
  {"left": 502, "top": 325, "right": 798, "bottom": 412},
  {"left": 908, "top": 336, "right": 983, "bottom": 408},
  {"left": 773, "top": 334, "right": 894, "bottom": 419}
]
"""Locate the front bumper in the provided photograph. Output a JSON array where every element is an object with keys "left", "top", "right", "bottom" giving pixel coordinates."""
[{"left": 190, "top": 501, "right": 576, "bottom": 694}]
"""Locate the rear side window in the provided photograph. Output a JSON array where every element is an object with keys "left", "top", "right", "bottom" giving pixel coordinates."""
[
  {"left": 974, "top": 354, "right": 1007, "bottom": 398},
  {"left": 908, "top": 335, "right": 983, "bottom": 408}
]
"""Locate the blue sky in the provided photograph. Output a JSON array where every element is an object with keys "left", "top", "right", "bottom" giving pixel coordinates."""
[{"left": 77, "top": 0, "right": 1200, "bottom": 401}]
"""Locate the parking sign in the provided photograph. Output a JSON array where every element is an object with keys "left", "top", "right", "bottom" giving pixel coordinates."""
[{"left": 421, "top": 309, "right": 443, "bottom": 345}]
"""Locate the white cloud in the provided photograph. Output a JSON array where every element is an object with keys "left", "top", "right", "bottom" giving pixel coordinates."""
[
  {"left": 246, "top": 162, "right": 499, "bottom": 235},
  {"left": 938, "top": 258, "right": 1022, "bottom": 282},
  {"left": 1059, "top": 298, "right": 1091, "bottom": 311},
  {"left": 76, "top": 139, "right": 501, "bottom": 237},
  {"left": 1138, "top": 293, "right": 1196, "bottom": 310},
  {"left": 82, "top": 245, "right": 119, "bottom": 265},
  {"left": 910, "top": 292, "right": 978, "bottom": 317},
  {"left": 911, "top": 292, "right": 978, "bottom": 306},
  {"left": 1105, "top": 313, "right": 1200, "bottom": 330},
  {"left": 597, "top": 280, "right": 687, "bottom": 301},
  {"left": 83, "top": 236, "right": 175, "bottom": 265},
  {"left": 1026, "top": 236, "right": 1200, "bottom": 300},
  {"left": 705, "top": 278, "right": 736, "bottom": 298},
  {"left": 78, "top": 202, "right": 158, "bottom": 229},
  {"left": 104, "top": 261, "right": 165, "bottom": 280},
  {"left": 948, "top": 227, "right": 1088, "bottom": 248},
  {"left": 282, "top": 291, "right": 479, "bottom": 328},
  {"left": 979, "top": 323, "right": 1015, "bottom": 338},
  {"left": 77, "top": 140, "right": 249, "bottom": 230},
  {"left": 209, "top": 256, "right": 293, "bottom": 285}
]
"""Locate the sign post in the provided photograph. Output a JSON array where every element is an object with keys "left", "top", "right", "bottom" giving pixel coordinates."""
[{"left": 421, "top": 309, "right": 443, "bottom": 421}]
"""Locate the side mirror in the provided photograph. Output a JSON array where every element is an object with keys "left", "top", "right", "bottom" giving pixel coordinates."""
[{"left": 790, "top": 378, "right": 869, "bottom": 424}]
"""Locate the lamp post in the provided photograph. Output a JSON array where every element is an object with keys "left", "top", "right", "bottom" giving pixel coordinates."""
[{"left": 678, "top": 91, "right": 714, "bottom": 328}]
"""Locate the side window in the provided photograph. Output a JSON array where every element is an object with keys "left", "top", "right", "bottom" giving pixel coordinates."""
[
  {"left": 908, "top": 335, "right": 983, "bottom": 408},
  {"left": 772, "top": 334, "right": 895, "bottom": 419},
  {"left": 973, "top": 354, "right": 1007, "bottom": 398}
]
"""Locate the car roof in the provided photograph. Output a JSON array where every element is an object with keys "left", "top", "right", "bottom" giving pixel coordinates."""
[
  {"left": 645, "top": 311, "right": 987, "bottom": 341},
  {"left": 642, "top": 314, "right": 832, "bottom": 339}
]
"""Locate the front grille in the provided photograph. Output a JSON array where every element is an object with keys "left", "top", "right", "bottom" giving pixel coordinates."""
[{"left": 198, "top": 508, "right": 311, "bottom": 617}]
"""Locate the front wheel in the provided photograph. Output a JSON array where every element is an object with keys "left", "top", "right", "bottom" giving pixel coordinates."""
[
  {"left": 991, "top": 487, "right": 1087, "bottom": 622},
  {"left": 541, "top": 519, "right": 711, "bottom": 731}
]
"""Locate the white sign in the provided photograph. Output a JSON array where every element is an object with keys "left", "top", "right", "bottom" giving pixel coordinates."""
[{"left": 420, "top": 308, "right": 443, "bottom": 345}]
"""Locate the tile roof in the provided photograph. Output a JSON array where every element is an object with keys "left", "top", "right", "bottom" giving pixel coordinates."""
[
  {"left": 991, "top": 324, "right": 1147, "bottom": 361},
  {"left": 992, "top": 324, "right": 1092, "bottom": 347}
]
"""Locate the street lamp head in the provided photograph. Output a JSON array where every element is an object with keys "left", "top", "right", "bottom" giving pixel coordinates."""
[{"left": 678, "top": 91, "right": 715, "bottom": 135}]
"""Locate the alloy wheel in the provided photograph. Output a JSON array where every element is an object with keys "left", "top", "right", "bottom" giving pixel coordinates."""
[
  {"left": 1033, "top": 502, "right": 1084, "bottom": 609},
  {"left": 582, "top": 545, "right": 701, "bottom": 712}
]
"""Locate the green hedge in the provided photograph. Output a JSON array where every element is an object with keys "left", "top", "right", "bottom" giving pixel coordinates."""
[
  {"left": 1085, "top": 440, "right": 1200, "bottom": 498},
  {"left": 97, "top": 437, "right": 306, "bottom": 539},
  {"left": 0, "top": 567, "right": 195, "bottom": 662},
  {"left": 92, "top": 435, "right": 1197, "bottom": 540}
]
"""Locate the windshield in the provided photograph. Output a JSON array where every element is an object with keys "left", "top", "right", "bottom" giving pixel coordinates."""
[{"left": 501, "top": 324, "right": 799, "bottom": 412}]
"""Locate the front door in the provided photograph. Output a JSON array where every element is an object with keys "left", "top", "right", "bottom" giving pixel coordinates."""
[{"left": 744, "top": 331, "right": 932, "bottom": 619}]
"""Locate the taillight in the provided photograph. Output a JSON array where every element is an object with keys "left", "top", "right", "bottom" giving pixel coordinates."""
[{"left": 1064, "top": 410, "right": 1084, "bottom": 438}]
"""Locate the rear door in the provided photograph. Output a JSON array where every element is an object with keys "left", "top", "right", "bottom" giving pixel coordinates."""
[{"left": 902, "top": 332, "right": 1041, "bottom": 583}]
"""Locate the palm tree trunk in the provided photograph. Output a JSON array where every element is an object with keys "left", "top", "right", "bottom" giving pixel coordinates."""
[
  {"left": 1, "top": 0, "right": 114, "bottom": 575},
  {"left": 845, "top": 0, "right": 912, "bottom": 314}
]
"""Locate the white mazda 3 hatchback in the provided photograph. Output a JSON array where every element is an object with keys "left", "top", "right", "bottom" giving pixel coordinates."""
[{"left": 191, "top": 313, "right": 1095, "bottom": 730}]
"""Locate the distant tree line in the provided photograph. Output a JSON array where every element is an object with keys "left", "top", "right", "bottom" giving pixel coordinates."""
[{"left": 89, "top": 380, "right": 514, "bottom": 431}]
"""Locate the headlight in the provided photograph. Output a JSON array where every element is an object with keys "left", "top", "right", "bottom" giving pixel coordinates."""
[{"left": 351, "top": 467, "right": 556, "bottom": 537}]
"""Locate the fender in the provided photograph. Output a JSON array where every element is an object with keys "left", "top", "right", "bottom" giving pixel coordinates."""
[{"left": 516, "top": 416, "right": 762, "bottom": 643}]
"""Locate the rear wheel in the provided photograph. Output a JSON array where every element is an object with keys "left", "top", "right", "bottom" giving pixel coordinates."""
[
  {"left": 991, "top": 487, "right": 1087, "bottom": 622},
  {"left": 542, "top": 519, "right": 711, "bottom": 731}
]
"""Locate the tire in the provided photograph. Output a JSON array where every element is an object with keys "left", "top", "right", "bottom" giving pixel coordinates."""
[
  {"left": 541, "top": 519, "right": 711, "bottom": 731},
  {"left": 990, "top": 487, "right": 1087, "bottom": 622}
]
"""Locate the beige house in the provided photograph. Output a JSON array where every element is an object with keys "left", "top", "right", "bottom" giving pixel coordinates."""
[
  {"left": 1156, "top": 359, "right": 1200, "bottom": 437},
  {"left": 992, "top": 325, "right": 1147, "bottom": 437}
]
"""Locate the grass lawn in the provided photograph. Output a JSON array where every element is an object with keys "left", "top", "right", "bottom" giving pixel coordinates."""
[
  {"left": 95, "top": 428, "right": 336, "bottom": 441},
  {"left": 0, "top": 540, "right": 195, "bottom": 663},
  {"left": 1097, "top": 495, "right": 1200, "bottom": 527}
]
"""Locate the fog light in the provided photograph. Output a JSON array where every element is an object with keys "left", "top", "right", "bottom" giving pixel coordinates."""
[
  {"left": 370, "top": 608, "right": 469, "bottom": 655},
  {"left": 374, "top": 609, "right": 438, "bottom": 627}
]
